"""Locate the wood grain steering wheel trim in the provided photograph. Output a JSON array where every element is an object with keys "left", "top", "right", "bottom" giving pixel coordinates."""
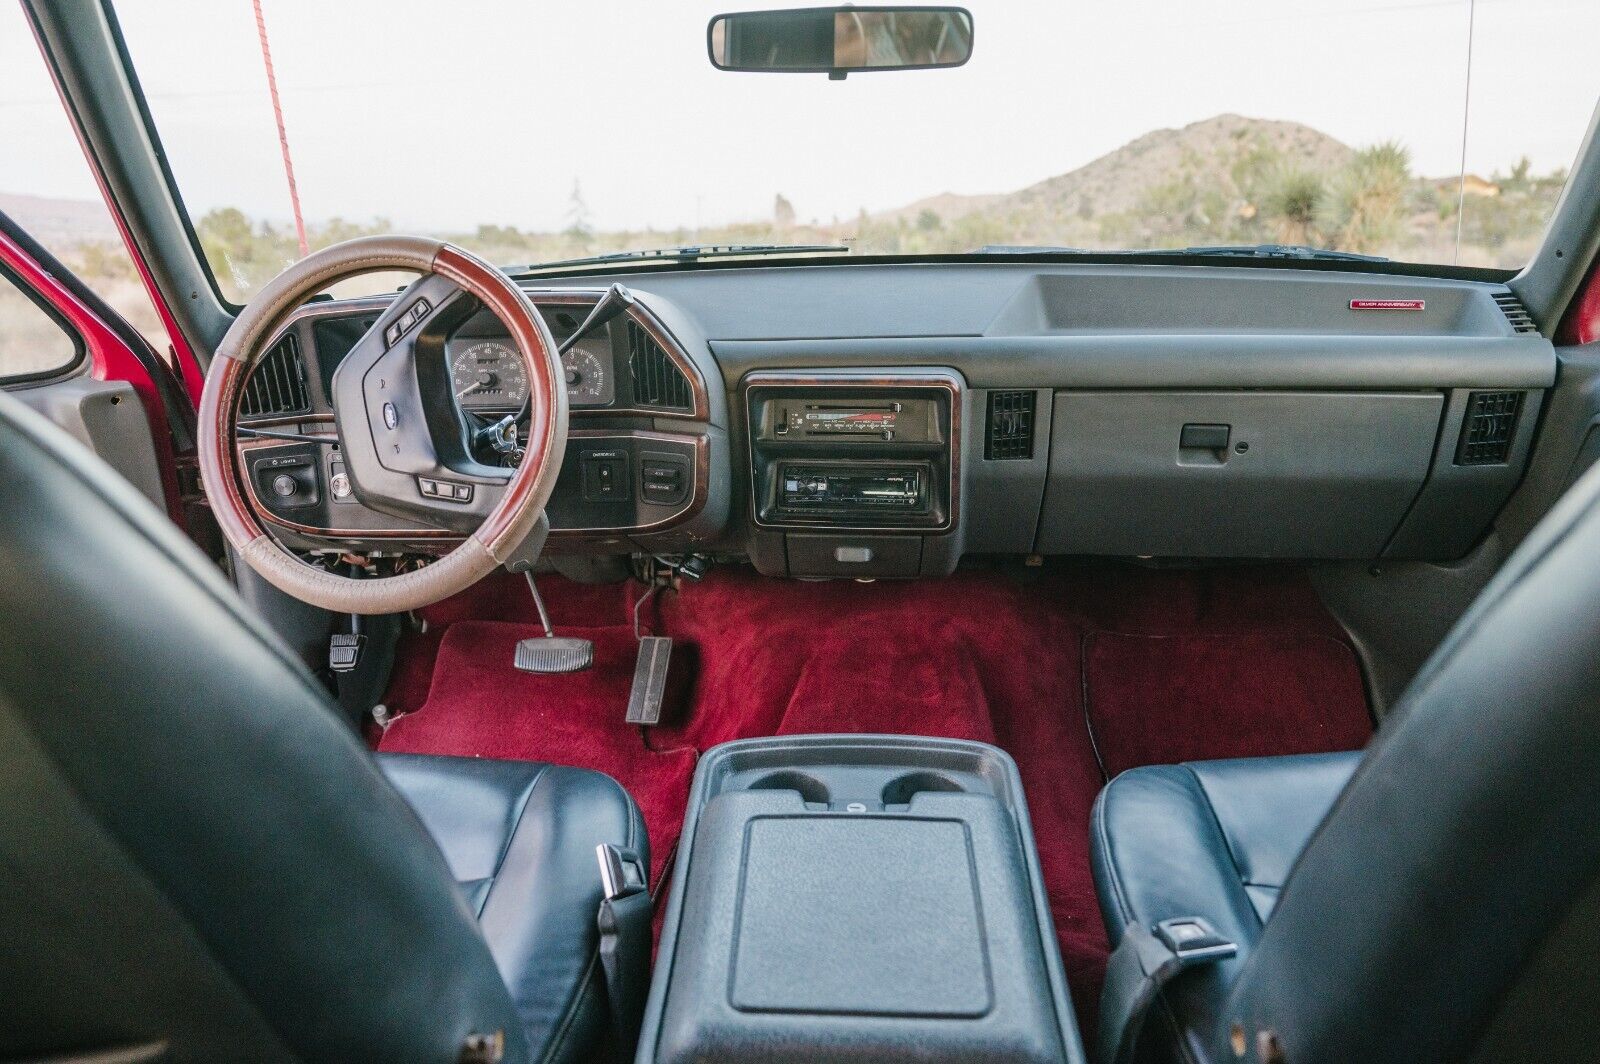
[{"left": 197, "top": 236, "right": 567, "bottom": 614}]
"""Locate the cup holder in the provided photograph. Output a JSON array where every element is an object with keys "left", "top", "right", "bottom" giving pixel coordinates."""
[
  {"left": 881, "top": 770, "right": 966, "bottom": 807},
  {"left": 747, "top": 769, "right": 831, "bottom": 806}
]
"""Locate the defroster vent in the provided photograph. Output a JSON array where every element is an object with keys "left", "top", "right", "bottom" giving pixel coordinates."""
[
  {"left": 1456, "top": 390, "right": 1523, "bottom": 465},
  {"left": 627, "top": 321, "right": 693, "bottom": 410},
  {"left": 1492, "top": 292, "right": 1538, "bottom": 334},
  {"left": 985, "top": 390, "right": 1036, "bottom": 460},
  {"left": 239, "top": 334, "right": 310, "bottom": 418}
]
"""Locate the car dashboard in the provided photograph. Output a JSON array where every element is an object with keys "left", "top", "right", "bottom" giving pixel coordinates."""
[{"left": 234, "top": 260, "right": 1555, "bottom": 576}]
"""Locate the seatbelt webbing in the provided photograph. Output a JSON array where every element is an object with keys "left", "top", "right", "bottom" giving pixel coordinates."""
[{"left": 1097, "top": 916, "right": 1237, "bottom": 1064}]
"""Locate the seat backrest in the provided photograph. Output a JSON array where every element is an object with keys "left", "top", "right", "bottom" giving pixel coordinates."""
[
  {"left": 1215, "top": 454, "right": 1600, "bottom": 1063},
  {"left": 0, "top": 390, "right": 531, "bottom": 1061}
]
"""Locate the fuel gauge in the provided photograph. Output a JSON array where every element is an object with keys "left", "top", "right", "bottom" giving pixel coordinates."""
[{"left": 561, "top": 342, "right": 613, "bottom": 407}]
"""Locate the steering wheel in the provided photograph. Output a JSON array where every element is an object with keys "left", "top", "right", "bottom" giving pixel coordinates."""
[{"left": 198, "top": 236, "right": 568, "bottom": 614}]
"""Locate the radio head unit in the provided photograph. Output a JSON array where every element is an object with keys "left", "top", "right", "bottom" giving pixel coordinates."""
[
  {"left": 745, "top": 373, "right": 959, "bottom": 532},
  {"left": 777, "top": 462, "right": 931, "bottom": 517},
  {"left": 753, "top": 396, "right": 942, "bottom": 445}
]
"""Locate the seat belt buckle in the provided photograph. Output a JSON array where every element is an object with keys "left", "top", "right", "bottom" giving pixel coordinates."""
[
  {"left": 597, "top": 843, "right": 648, "bottom": 902},
  {"left": 1153, "top": 916, "right": 1237, "bottom": 965},
  {"left": 595, "top": 843, "right": 651, "bottom": 1062}
]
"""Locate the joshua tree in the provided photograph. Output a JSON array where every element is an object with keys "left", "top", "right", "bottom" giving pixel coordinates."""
[
  {"left": 1260, "top": 164, "right": 1324, "bottom": 245},
  {"left": 1316, "top": 142, "right": 1411, "bottom": 253}
]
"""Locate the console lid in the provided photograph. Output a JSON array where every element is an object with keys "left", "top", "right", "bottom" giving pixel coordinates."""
[{"left": 638, "top": 734, "right": 1085, "bottom": 1064}]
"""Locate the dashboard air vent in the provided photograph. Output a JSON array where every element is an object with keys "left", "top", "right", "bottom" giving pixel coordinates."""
[
  {"left": 239, "top": 334, "right": 310, "bottom": 418},
  {"left": 1456, "top": 390, "right": 1524, "bottom": 465},
  {"left": 627, "top": 321, "right": 693, "bottom": 410},
  {"left": 985, "top": 390, "right": 1036, "bottom": 460},
  {"left": 1493, "top": 292, "right": 1538, "bottom": 334}
]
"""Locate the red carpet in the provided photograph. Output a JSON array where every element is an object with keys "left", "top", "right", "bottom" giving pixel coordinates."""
[
  {"left": 1084, "top": 632, "right": 1372, "bottom": 777},
  {"left": 375, "top": 562, "right": 1373, "bottom": 1025}
]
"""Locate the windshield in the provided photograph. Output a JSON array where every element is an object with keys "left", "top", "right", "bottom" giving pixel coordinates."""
[{"left": 103, "top": 0, "right": 1600, "bottom": 302}]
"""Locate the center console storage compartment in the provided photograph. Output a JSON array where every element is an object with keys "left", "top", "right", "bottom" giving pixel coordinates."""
[{"left": 638, "top": 735, "right": 1083, "bottom": 1064}]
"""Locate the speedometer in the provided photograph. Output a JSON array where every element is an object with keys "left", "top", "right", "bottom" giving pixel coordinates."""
[{"left": 451, "top": 341, "right": 528, "bottom": 412}]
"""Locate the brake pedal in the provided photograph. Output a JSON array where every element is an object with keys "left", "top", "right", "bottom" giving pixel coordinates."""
[
  {"left": 514, "top": 636, "right": 595, "bottom": 674},
  {"left": 625, "top": 636, "right": 673, "bottom": 725},
  {"left": 513, "top": 572, "right": 594, "bottom": 674}
]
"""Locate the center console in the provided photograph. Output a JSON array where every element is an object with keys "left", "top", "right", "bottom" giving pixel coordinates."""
[
  {"left": 745, "top": 370, "right": 962, "bottom": 578},
  {"left": 636, "top": 734, "right": 1085, "bottom": 1064}
]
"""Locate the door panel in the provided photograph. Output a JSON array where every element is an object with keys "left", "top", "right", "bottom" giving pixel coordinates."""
[
  {"left": 15, "top": 377, "right": 166, "bottom": 509},
  {"left": 0, "top": 215, "right": 186, "bottom": 523}
]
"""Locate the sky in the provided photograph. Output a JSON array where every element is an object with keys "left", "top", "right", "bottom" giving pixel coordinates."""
[{"left": 4, "top": 0, "right": 1600, "bottom": 234}]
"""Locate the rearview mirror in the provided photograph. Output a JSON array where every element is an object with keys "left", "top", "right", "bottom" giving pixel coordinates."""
[{"left": 708, "top": 6, "right": 973, "bottom": 78}]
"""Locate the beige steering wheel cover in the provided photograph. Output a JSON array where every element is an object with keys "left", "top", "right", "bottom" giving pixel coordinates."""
[{"left": 198, "top": 235, "right": 568, "bottom": 614}]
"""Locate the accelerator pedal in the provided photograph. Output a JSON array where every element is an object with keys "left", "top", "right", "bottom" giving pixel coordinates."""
[
  {"left": 513, "top": 572, "right": 594, "bottom": 674},
  {"left": 625, "top": 636, "right": 673, "bottom": 725}
]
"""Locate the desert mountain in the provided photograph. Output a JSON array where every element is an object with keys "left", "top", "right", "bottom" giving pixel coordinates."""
[
  {"left": 870, "top": 113, "right": 1357, "bottom": 239},
  {"left": 0, "top": 191, "right": 120, "bottom": 248}
]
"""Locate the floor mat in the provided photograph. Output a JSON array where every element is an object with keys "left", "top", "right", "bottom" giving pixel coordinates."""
[
  {"left": 377, "top": 620, "right": 697, "bottom": 885},
  {"left": 1083, "top": 631, "right": 1373, "bottom": 778}
]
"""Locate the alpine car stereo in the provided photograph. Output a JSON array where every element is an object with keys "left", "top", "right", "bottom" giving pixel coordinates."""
[{"left": 777, "top": 462, "right": 931, "bottom": 517}]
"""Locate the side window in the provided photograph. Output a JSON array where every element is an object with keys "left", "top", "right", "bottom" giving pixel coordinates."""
[
  {"left": 2, "top": 3, "right": 166, "bottom": 359},
  {"left": 0, "top": 267, "right": 83, "bottom": 384}
]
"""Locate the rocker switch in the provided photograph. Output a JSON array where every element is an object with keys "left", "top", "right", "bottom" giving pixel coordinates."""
[
  {"left": 639, "top": 451, "right": 690, "bottom": 506},
  {"left": 581, "top": 451, "right": 629, "bottom": 502}
]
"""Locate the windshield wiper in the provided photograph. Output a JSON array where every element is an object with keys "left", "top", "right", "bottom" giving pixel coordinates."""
[
  {"left": 1165, "top": 243, "right": 1390, "bottom": 263},
  {"left": 974, "top": 244, "right": 1093, "bottom": 255},
  {"left": 507, "top": 243, "right": 850, "bottom": 274}
]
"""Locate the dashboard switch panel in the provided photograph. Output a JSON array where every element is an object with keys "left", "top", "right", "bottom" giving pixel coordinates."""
[
  {"left": 640, "top": 452, "right": 691, "bottom": 506},
  {"left": 544, "top": 433, "right": 702, "bottom": 533},
  {"left": 248, "top": 448, "right": 319, "bottom": 510}
]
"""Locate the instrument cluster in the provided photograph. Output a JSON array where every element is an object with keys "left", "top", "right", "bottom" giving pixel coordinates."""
[{"left": 446, "top": 331, "right": 615, "bottom": 414}]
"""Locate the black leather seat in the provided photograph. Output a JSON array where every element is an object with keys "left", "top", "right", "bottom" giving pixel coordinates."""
[
  {"left": 1091, "top": 754, "right": 1358, "bottom": 1060},
  {"left": 0, "top": 391, "right": 645, "bottom": 1063},
  {"left": 380, "top": 754, "right": 648, "bottom": 1056},
  {"left": 1091, "top": 458, "right": 1600, "bottom": 1063}
]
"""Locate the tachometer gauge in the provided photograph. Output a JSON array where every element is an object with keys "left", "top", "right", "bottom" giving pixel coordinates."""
[
  {"left": 451, "top": 340, "right": 528, "bottom": 412},
  {"left": 562, "top": 343, "right": 611, "bottom": 407}
]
